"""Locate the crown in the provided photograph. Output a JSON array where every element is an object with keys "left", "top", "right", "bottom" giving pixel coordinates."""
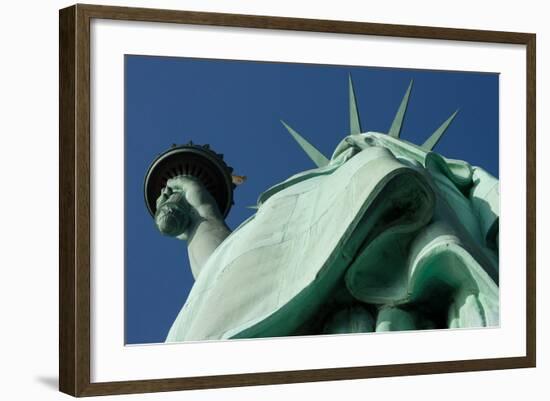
[{"left": 281, "top": 74, "right": 459, "bottom": 167}]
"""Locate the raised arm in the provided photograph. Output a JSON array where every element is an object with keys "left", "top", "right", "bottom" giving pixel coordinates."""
[{"left": 155, "top": 175, "right": 232, "bottom": 279}]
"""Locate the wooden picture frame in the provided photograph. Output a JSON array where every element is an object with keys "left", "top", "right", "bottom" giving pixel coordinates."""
[{"left": 59, "top": 3, "right": 536, "bottom": 397}]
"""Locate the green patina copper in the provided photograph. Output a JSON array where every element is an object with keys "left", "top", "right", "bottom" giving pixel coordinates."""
[
  {"left": 348, "top": 74, "right": 362, "bottom": 135},
  {"left": 422, "top": 109, "right": 460, "bottom": 151},
  {"left": 388, "top": 80, "right": 413, "bottom": 139},
  {"left": 152, "top": 77, "right": 500, "bottom": 342},
  {"left": 280, "top": 120, "right": 330, "bottom": 168}
]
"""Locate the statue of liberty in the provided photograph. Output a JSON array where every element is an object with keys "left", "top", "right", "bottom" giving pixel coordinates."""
[{"left": 144, "top": 76, "right": 499, "bottom": 342}]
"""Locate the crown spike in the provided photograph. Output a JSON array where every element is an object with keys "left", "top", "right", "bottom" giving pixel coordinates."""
[
  {"left": 388, "top": 80, "right": 413, "bottom": 138},
  {"left": 421, "top": 109, "right": 459, "bottom": 151},
  {"left": 348, "top": 74, "right": 362, "bottom": 135},
  {"left": 280, "top": 120, "right": 330, "bottom": 168}
]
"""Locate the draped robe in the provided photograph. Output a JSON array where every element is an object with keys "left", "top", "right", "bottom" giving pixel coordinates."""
[{"left": 166, "top": 133, "right": 499, "bottom": 342}]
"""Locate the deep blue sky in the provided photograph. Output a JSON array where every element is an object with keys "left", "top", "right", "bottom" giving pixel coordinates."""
[{"left": 125, "top": 55, "right": 499, "bottom": 344}]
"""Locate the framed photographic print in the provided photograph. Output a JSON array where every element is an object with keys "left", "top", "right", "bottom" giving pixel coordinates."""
[{"left": 59, "top": 4, "right": 536, "bottom": 397}]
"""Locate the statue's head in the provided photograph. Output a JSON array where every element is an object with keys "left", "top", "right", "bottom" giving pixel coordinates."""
[{"left": 279, "top": 75, "right": 459, "bottom": 169}]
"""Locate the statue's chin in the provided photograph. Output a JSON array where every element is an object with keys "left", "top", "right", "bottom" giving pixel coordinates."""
[{"left": 155, "top": 204, "right": 188, "bottom": 237}]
